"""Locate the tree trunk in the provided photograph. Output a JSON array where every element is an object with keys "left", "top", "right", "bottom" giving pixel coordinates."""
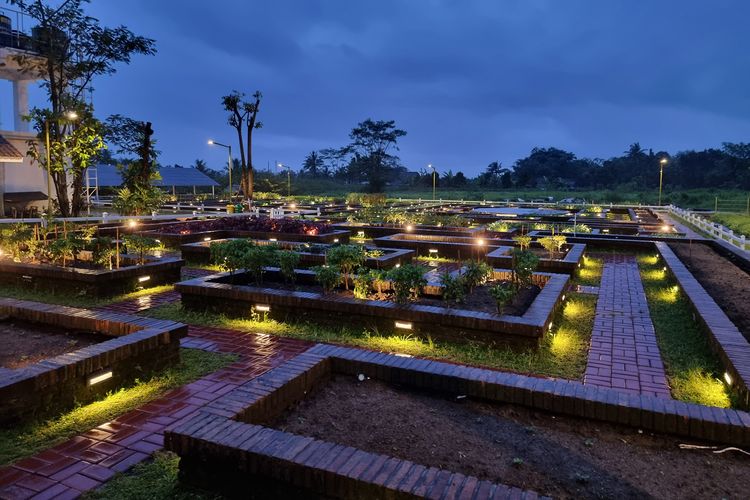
[{"left": 246, "top": 128, "right": 254, "bottom": 201}]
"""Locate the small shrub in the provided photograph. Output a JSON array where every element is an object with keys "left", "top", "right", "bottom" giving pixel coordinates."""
[
  {"left": 461, "top": 260, "right": 492, "bottom": 292},
  {"left": 124, "top": 235, "right": 161, "bottom": 265},
  {"left": 278, "top": 250, "right": 300, "bottom": 284},
  {"left": 562, "top": 224, "right": 591, "bottom": 234},
  {"left": 513, "top": 234, "right": 532, "bottom": 251},
  {"left": 0, "top": 223, "right": 34, "bottom": 261},
  {"left": 243, "top": 244, "right": 279, "bottom": 284},
  {"left": 371, "top": 268, "right": 389, "bottom": 297},
  {"left": 49, "top": 233, "right": 85, "bottom": 267},
  {"left": 440, "top": 272, "right": 466, "bottom": 304},
  {"left": 486, "top": 221, "right": 510, "bottom": 233},
  {"left": 210, "top": 239, "right": 253, "bottom": 275},
  {"left": 388, "top": 264, "right": 426, "bottom": 304},
  {"left": 511, "top": 249, "right": 539, "bottom": 290},
  {"left": 538, "top": 236, "right": 558, "bottom": 259},
  {"left": 552, "top": 234, "right": 567, "bottom": 253},
  {"left": 489, "top": 283, "right": 515, "bottom": 314},
  {"left": 90, "top": 236, "right": 116, "bottom": 270},
  {"left": 352, "top": 268, "right": 374, "bottom": 299},
  {"left": 312, "top": 265, "right": 341, "bottom": 293},
  {"left": 326, "top": 244, "right": 366, "bottom": 290}
]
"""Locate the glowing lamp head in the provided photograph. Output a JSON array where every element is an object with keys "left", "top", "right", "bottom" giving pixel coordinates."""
[{"left": 127, "top": 220, "right": 138, "bottom": 228}]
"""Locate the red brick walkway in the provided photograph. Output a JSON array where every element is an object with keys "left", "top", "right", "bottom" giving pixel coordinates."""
[
  {"left": 584, "top": 255, "right": 671, "bottom": 398},
  {"left": 0, "top": 325, "right": 312, "bottom": 499}
]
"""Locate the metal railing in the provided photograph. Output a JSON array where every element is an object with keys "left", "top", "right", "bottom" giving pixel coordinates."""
[{"left": 668, "top": 205, "right": 748, "bottom": 252}]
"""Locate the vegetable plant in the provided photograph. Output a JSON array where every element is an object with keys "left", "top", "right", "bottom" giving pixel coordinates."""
[
  {"left": 278, "top": 250, "right": 300, "bottom": 284},
  {"left": 486, "top": 221, "right": 510, "bottom": 233},
  {"left": 48, "top": 232, "right": 85, "bottom": 267},
  {"left": 312, "top": 265, "right": 341, "bottom": 293},
  {"left": 352, "top": 268, "right": 373, "bottom": 299},
  {"left": 211, "top": 239, "right": 253, "bottom": 276},
  {"left": 388, "top": 264, "right": 426, "bottom": 304},
  {"left": 371, "top": 268, "right": 389, "bottom": 298},
  {"left": 326, "top": 244, "right": 366, "bottom": 290},
  {"left": 0, "top": 223, "right": 33, "bottom": 261},
  {"left": 489, "top": 283, "right": 515, "bottom": 314},
  {"left": 440, "top": 272, "right": 466, "bottom": 304},
  {"left": 243, "top": 244, "right": 279, "bottom": 285},
  {"left": 90, "top": 236, "right": 116, "bottom": 270},
  {"left": 461, "top": 260, "right": 492, "bottom": 292},
  {"left": 511, "top": 249, "right": 539, "bottom": 290},
  {"left": 123, "top": 235, "right": 162, "bottom": 265},
  {"left": 538, "top": 236, "right": 558, "bottom": 259},
  {"left": 513, "top": 234, "right": 532, "bottom": 251}
]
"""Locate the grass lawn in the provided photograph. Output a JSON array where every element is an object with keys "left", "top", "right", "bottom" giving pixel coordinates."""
[
  {"left": 711, "top": 213, "right": 750, "bottom": 238},
  {"left": 637, "top": 254, "right": 733, "bottom": 408},
  {"left": 84, "top": 452, "right": 218, "bottom": 500},
  {"left": 0, "top": 283, "right": 175, "bottom": 309},
  {"left": 0, "top": 349, "right": 236, "bottom": 466},
  {"left": 574, "top": 255, "right": 603, "bottom": 286},
  {"left": 145, "top": 288, "right": 597, "bottom": 381}
]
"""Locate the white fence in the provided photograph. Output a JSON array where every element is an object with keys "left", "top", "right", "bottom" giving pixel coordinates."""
[{"left": 668, "top": 205, "right": 748, "bottom": 252}]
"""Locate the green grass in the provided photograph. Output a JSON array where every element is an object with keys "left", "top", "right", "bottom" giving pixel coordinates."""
[
  {"left": 145, "top": 289, "right": 596, "bottom": 381},
  {"left": 84, "top": 451, "right": 218, "bottom": 500},
  {"left": 0, "top": 283, "right": 175, "bottom": 309},
  {"left": 574, "top": 255, "right": 603, "bottom": 286},
  {"left": 711, "top": 213, "right": 750, "bottom": 238},
  {"left": 0, "top": 349, "right": 236, "bottom": 466},
  {"left": 637, "top": 254, "right": 733, "bottom": 408}
]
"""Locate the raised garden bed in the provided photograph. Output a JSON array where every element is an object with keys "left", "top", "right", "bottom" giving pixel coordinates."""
[
  {"left": 373, "top": 233, "right": 510, "bottom": 259},
  {"left": 0, "top": 255, "right": 184, "bottom": 296},
  {"left": 0, "top": 298, "right": 187, "bottom": 425},
  {"left": 180, "top": 238, "right": 413, "bottom": 269},
  {"left": 143, "top": 216, "right": 348, "bottom": 246},
  {"left": 332, "top": 221, "right": 487, "bottom": 239},
  {"left": 165, "top": 345, "right": 750, "bottom": 499},
  {"left": 486, "top": 243, "right": 586, "bottom": 274},
  {"left": 176, "top": 267, "right": 567, "bottom": 348}
]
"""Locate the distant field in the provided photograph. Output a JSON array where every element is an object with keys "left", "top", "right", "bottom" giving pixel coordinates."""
[{"left": 711, "top": 213, "right": 750, "bottom": 238}]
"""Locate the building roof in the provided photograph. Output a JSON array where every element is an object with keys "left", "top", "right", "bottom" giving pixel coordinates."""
[
  {"left": 0, "top": 134, "right": 23, "bottom": 162},
  {"left": 3, "top": 191, "right": 47, "bottom": 203},
  {"left": 93, "top": 164, "right": 219, "bottom": 188}
]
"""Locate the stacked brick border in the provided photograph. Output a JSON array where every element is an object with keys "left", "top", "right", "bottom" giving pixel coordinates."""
[
  {"left": 142, "top": 227, "right": 351, "bottom": 247},
  {"left": 166, "top": 344, "right": 750, "bottom": 499},
  {"left": 165, "top": 348, "right": 547, "bottom": 500},
  {"left": 176, "top": 268, "right": 568, "bottom": 347},
  {"left": 656, "top": 242, "right": 750, "bottom": 407},
  {"left": 0, "top": 298, "right": 187, "bottom": 425},
  {"left": 0, "top": 257, "right": 184, "bottom": 296},
  {"left": 331, "top": 222, "right": 488, "bottom": 239}
]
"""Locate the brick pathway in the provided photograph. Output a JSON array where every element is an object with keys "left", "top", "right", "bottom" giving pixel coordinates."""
[
  {"left": 584, "top": 255, "right": 671, "bottom": 398},
  {"left": 0, "top": 325, "right": 312, "bottom": 499}
]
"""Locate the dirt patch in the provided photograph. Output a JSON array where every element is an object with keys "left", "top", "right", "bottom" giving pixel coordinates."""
[
  {"left": 669, "top": 242, "right": 750, "bottom": 342},
  {"left": 273, "top": 375, "right": 750, "bottom": 500},
  {"left": 0, "top": 319, "right": 109, "bottom": 369},
  {"left": 416, "top": 283, "right": 540, "bottom": 316}
]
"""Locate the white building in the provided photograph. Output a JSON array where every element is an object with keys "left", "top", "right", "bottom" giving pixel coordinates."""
[{"left": 0, "top": 11, "right": 46, "bottom": 218}]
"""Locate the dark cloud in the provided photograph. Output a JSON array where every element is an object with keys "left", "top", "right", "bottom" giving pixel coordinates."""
[{"left": 59, "top": 0, "right": 750, "bottom": 175}]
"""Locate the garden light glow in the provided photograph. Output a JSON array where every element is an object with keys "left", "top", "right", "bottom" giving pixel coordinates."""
[{"left": 87, "top": 370, "right": 113, "bottom": 386}]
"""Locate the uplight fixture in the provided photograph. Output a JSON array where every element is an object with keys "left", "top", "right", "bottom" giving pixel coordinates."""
[
  {"left": 724, "top": 372, "right": 733, "bottom": 386},
  {"left": 87, "top": 370, "right": 113, "bottom": 386},
  {"left": 395, "top": 321, "right": 413, "bottom": 330},
  {"left": 138, "top": 276, "right": 151, "bottom": 282},
  {"left": 254, "top": 304, "right": 271, "bottom": 312}
]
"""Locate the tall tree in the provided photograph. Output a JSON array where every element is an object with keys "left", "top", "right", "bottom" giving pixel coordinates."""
[
  {"left": 104, "top": 114, "right": 159, "bottom": 191},
  {"left": 341, "top": 119, "right": 406, "bottom": 192},
  {"left": 10, "top": 0, "right": 156, "bottom": 216},
  {"left": 301, "top": 150, "right": 326, "bottom": 177},
  {"left": 221, "top": 90, "right": 262, "bottom": 201}
]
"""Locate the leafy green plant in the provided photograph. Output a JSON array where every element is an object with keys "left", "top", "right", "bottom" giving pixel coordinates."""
[
  {"left": 538, "top": 236, "right": 558, "bottom": 259},
  {"left": 511, "top": 249, "right": 539, "bottom": 290},
  {"left": 89, "top": 236, "right": 116, "bottom": 270},
  {"left": 461, "top": 260, "right": 492, "bottom": 292},
  {"left": 489, "top": 283, "right": 515, "bottom": 314},
  {"left": 552, "top": 234, "right": 567, "bottom": 253},
  {"left": 486, "top": 221, "right": 510, "bottom": 232},
  {"left": 243, "top": 244, "right": 279, "bottom": 284},
  {"left": 440, "top": 272, "right": 466, "bottom": 304},
  {"left": 562, "top": 223, "right": 591, "bottom": 233},
  {"left": 278, "top": 250, "right": 300, "bottom": 284},
  {"left": 326, "top": 244, "right": 366, "bottom": 290},
  {"left": 312, "top": 265, "right": 341, "bottom": 293},
  {"left": 513, "top": 234, "right": 532, "bottom": 251},
  {"left": 113, "top": 185, "right": 166, "bottom": 216},
  {"left": 0, "top": 223, "right": 34, "bottom": 261},
  {"left": 210, "top": 239, "right": 253, "bottom": 276},
  {"left": 388, "top": 264, "right": 426, "bottom": 304},
  {"left": 48, "top": 233, "right": 84, "bottom": 267},
  {"left": 352, "top": 268, "right": 374, "bottom": 299},
  {"left": 371, "top": 268, "right": 389, "bottom": 298},
  {"left": 123, "top": 234, "right": 161, "bottom": 265}
]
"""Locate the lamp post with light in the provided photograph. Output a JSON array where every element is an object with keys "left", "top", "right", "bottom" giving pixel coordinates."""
[
  {"left": 428, "top": 164, "right": 436, "bottom": 201},
  {"left": 658, "top": 158, "right": 668, "bottom": 206},
  {"left": 45, "top": 110, "right": 79, "bottom": 213},
  {"left": 208, "top": 140, "right": 232, "bottom": 202},
  {"left": 277, "top": 162, "right": 291, "bottom": 197}
]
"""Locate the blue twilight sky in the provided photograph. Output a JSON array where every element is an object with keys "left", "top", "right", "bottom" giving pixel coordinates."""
[{"left": 7, "top": 0, "right": 750, "bottom": 175}]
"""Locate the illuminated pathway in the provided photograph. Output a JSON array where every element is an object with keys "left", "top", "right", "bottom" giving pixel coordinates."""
[{"left": 584, "top": 255, "right": 671, "bottom": 398}]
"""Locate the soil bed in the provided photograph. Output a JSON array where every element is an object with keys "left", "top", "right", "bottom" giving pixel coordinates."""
[
  {"left": 669, "top": 243, "right": 750, "bottom": 342},
  {"left": 0, "top": 318, "right": 109, "bottom": 369},
  {"left": 273, "top": 375, "right": 750, "bottom": 500}
]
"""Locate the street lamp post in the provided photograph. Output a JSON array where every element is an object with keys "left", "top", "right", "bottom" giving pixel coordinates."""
[
  {"left": 658, "top": 158, "right": 668, "bottom": 206},
  {"left": 277, "top": 162, "right": 291, "bottom": 197},
  {"left": 45, "top": 111, "right": 79, "bottom": 213},
  {"left": 428, "top": 164, "right": 436, "bottom": 201},
  {"left": 208, "top": 140, "right": 232, "bottom": 202}
]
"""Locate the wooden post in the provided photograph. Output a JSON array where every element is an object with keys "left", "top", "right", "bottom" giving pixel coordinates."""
[
  {"left": 715, "top": 196, "right": 718, "bottom": 213},
  {"left": 116, "top": 227, "right": 120, "bottom": 269}
]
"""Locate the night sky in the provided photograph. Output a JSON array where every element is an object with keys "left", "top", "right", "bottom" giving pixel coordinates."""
[{"left": 16, "top": 1, "right": 750, "bottom": 175}]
